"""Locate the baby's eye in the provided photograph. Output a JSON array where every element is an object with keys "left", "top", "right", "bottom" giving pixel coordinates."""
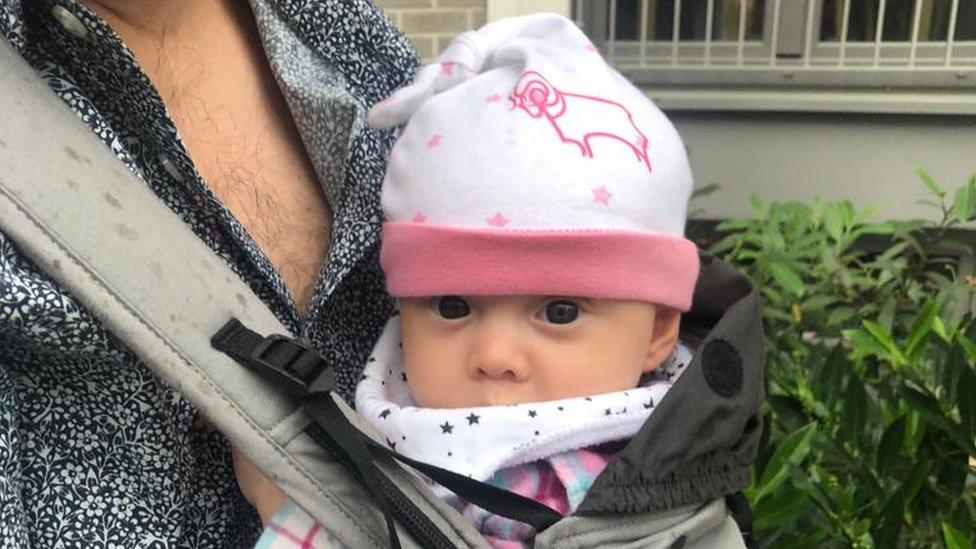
[
  {"left": 540, "top": 300, "right": 580, "bottom": 325},
  {"left": 432, "top": 296, "right": 470, "bottom": 319}
]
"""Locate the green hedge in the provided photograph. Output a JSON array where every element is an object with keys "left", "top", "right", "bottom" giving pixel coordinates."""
[{"left": 710, "top": 170, "right": 976, "bottom": 548}]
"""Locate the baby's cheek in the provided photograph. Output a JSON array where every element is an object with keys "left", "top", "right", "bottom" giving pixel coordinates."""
[
  {"left": 559, "top": 358, "right": 642, "bottom": 397},
  {"left": 404, "top": 361, "right": 455, "bottom": 407},
  {"left": 542, "top": 362, "right": 606, "bottom": 398},
  {"left": 404, "top": 370, "right": 435, "bottom": 407}
]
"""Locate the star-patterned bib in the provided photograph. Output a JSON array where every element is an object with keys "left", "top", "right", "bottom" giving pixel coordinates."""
[{"left": 355, "top": 318, "right": 692, "bottom": 489}]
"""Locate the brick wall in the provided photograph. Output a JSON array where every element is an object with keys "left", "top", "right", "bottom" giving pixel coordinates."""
[{"left": 376, "top": 0, "right": 487, "bottom": 60}]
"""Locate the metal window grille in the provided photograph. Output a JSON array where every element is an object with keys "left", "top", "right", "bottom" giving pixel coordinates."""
[{"left": 574, "top": 0, "right": 976, "bottom": 89}]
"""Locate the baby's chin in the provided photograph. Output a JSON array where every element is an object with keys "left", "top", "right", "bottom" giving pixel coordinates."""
[
  {"left": 412, "top": 393, "right": 522, "bottom": 409},
  {"left": 412, "top": 385, "right": 612, "bottom": 409}
]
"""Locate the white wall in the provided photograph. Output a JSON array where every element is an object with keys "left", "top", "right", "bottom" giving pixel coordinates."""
[
  {"left": 673, "top": 112, "right": 976, "bottom": 222},
  {"left": 486, "top": 0, "right": 571, "bottom": 20}
]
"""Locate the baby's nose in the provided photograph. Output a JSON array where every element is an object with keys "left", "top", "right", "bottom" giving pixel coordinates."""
[{"left": 472, "top": 333, "right": 529, "bottom": 382}]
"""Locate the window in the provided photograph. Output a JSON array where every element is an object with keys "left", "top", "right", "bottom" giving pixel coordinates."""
[
  {"left": 611, "top": 0, "right": 766, "bottom": 42},
  {"left": 820, "top": 0, "right": 976, "bottom": 42},
  {"left": 574, "top": 0, "right": 976, "bottom": 89}
]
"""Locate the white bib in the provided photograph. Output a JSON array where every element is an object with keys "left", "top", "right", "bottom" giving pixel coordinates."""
[{"left": 355, "top": 317, "right": 691, "bottom": 484}]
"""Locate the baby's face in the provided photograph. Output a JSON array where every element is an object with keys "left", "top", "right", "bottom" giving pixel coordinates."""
[{"left": 398, "top": 295, "right": 679, "bottom": 408}]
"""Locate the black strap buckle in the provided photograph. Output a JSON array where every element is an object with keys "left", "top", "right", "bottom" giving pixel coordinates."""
[
  {"left": 211, "top": 319, "right": 333, "bottom": 397},
  {"left": 249, "top": 334, "right": 324, "bottom": 396}
]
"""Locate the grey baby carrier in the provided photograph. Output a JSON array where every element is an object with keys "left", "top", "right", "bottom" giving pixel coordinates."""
[{"left": 0, "top": 39, "right": 762, "bottom": 548}]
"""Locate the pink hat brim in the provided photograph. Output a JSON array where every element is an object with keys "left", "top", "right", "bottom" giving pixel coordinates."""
[{"left": 381, "top": 222, "right": 700, "bottom": 311}]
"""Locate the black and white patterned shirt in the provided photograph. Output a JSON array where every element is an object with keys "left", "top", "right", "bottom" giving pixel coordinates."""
[{"left": 0, "top": 0, "right": 417, "bottom": 545}]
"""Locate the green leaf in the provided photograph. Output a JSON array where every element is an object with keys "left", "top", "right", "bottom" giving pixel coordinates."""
[
  {"left": 933, "top": 315, "right": 951, "bottom": 342},
  {"left": 853, "top": 203, "right": 879, "bottom": 224},
  {"left": 905, "top": 412, "right": 927, "bottom": 458},
  {"left": 823, "top": 204, "right": 845, "bottom": 243},
  {"left": 779, "top": 532, "right": 831, "bottom": 549},
  {"left": 903, "top": 384, "right": 976, "bottom": 455},
  {"left": 854, "top": 532, "right": 876, "bottom": 548},
  {"left": 875, "top": 241, "right": 909, "bottom": 264},
  {"left": 958, "top": 365, "right": 976, "bottom": 441},
  {"left": 765, "top": 308, "right": 793, "bottom": 323},
  {"left": 854, "top": 223, "right": 895, "bottom": 237},
  {"left": 754, "top": 422, "right": 817, "bottom": 502},
  {"left": 951, "top": 504, "right": 975, "bottom": 547},
  {"left": 819, "top": 345, "right": 847, "bottom": 408},
  {"left": 903, "top": 385, "right": 951, "bottom": 429},
  {"left": 749, "top": 195, "right": 766, "bottom": 219},
  {"left": 766, "top": 395, "right": 808, "bottom": 434},
  {"left": 769, "top": 262, "right": 805, "bottom": 297},
  {"left": 842, "top": 380, "right": 868, "bottom": 444},
  {"left": 954, "top": 178, "right": 976, "bottom": 223},
  {"left": 760, "top": 286, "right": 786, "bottom": 308},
  {"left": 876, "top": 415, "right": 907, "bottom": 476},
  {"left": 874, "top": 490, "right": 904, "bottom": 548},
  {"left": 863, "top": 320, "right": 908, "bottom": 367},
  {"left": 957, "top": 334, "right": 976, "bottom": 367},
  {"left": 802, "top": 295, "right": 837, "bottom": 310},
  {"left": 753, "top": 486, "right": 808, "bottom": 533},
  {"left": 827, "top": 307, "right": 856, "bottom": 326},
  {"left": 878, "top": 299, "right": 896, "bottom": 333},
  {"left": 844, "top": 328, "right": 894, "bottom": 362},
  {"left": 917, "top": 167, "right": 946, "bottom": 198},
  {"left": 839, "top": 201, "right": 855, "bottom": 227},
  {"left": 942, "top": 522, "right": 972, "bottom": 549},
  {"left": 714, "top": 218, "right": 753, "bottom": 232},
  {"left": 902, "top": 459, "right": 933, "bottom": 505},
  {"left": 905, "top": 300, "right": 937, "bottom": 359},
  {"left": 691, "top": 182, "right": 720, "bottom": 199},
  {"left": 938, "top": 451, "right": 969, "bottom": 499}
]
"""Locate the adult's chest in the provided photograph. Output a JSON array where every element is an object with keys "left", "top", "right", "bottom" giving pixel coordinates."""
[
  {"left": 3, "top": 0, "right": 413, "bottom": 398},
  {"left": 179, "top": 97, "right": 333, "bottom": 315},
  {"left": 106, "top": 0, "right": 334, "bottom": 315}
]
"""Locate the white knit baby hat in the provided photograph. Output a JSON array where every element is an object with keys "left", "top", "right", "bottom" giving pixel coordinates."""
[{"left": 369, "top": 14, "right": 699, "bottom": 310}]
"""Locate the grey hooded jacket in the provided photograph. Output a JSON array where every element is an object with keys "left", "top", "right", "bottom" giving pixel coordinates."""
[{"left": 542, "top": 252, "right": 765, "bottom": 547}]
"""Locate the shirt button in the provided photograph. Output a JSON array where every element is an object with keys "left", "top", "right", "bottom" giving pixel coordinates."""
[
  {"left": 158, "top": 154, "right": 185, "bottom": 182},
  {"left": 51, "top": 5, "right": 89, "bottom": 40}
]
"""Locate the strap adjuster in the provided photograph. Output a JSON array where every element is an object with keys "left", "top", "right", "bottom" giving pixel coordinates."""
[
  {"left": 211, "top": 319, "right": 333, "bottom": 397},
  {"left": 249, "top": 334, "right": 324, "bottom": 396}
]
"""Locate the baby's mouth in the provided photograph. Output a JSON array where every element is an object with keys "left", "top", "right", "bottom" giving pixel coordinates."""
[{"left": 482, "top": 386, "right": 527, "bottom": 407}]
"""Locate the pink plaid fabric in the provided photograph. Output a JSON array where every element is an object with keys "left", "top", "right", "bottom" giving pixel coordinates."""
[
  {"left": 254, "top": 448, "right": 612, "bottom": 548},
  {"left": 255, "top": 500, "right": 337, "bottom": 549},
  {"left": 458, "top": 447, "right": 613, "bottom": 548}
]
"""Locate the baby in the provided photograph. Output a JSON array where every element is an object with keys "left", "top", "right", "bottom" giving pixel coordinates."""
[
  {"left": 251, "top": 13, "right": 755, "bottom": 549},
  {"left": 351, "top": 14, "right": 698, "bottom": 546}
]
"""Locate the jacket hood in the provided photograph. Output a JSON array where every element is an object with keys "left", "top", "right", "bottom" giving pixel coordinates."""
[{"left": 578, "top": 251, "right": 765, "bottom": 514}]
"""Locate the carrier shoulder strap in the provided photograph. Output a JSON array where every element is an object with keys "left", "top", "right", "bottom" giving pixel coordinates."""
[{"left": 0, "top": 37, "right": 487, "bottom": 548}]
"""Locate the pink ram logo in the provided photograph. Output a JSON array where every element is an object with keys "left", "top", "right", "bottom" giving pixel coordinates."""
[{"left": 508, "top": 71, "right": 652, "bottom": 173}]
